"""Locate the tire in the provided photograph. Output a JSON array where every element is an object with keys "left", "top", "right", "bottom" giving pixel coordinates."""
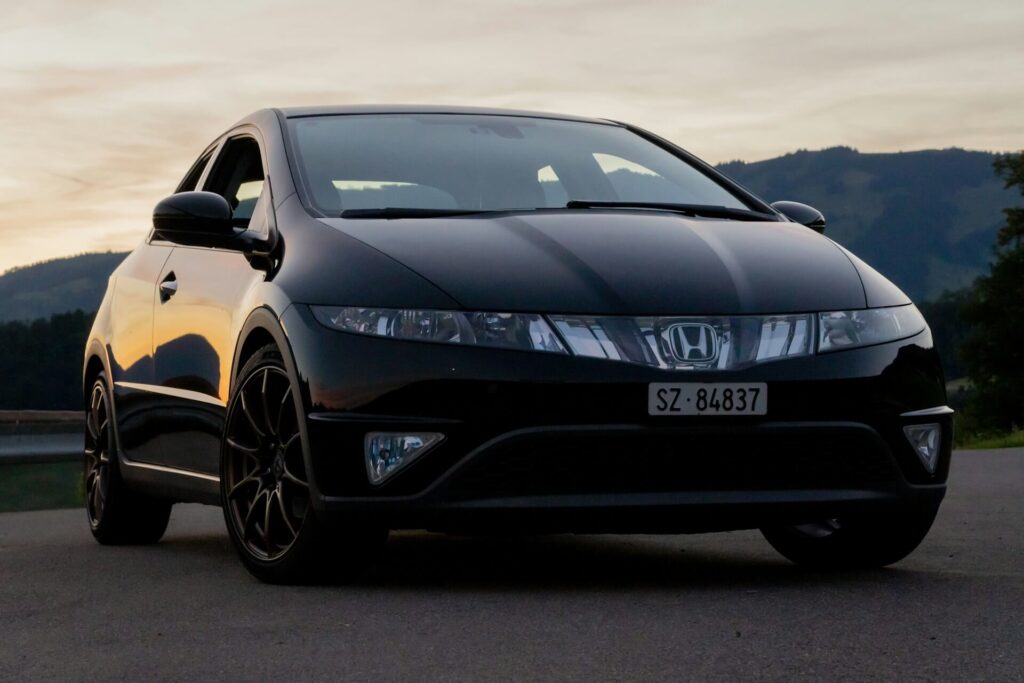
[
  {"left": 85, "top": 374, "right": 172, "bottom": 545},
  {"left": 760, "top": 500, "right": 940, "bottom": 569},
  {"left": 220, "top": 344, "right": 386, "bottom": 584}
]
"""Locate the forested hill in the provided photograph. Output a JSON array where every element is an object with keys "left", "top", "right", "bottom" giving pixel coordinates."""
[
  {"left": 0, "top": 252, "right": 128, "bottom": 322},
  {"left": 717, "top": 147, "right": 1009, "bottom": 300}
]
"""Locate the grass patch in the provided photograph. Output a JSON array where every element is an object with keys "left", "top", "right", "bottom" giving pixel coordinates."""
[
  {"left": 0, "top": 461, "right": 83, "bottom": 513},
  {"left": 959, "top": 430, "right": 1024, "bottom": 450}
]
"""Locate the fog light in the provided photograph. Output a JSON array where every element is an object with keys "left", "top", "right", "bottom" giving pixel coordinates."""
[
  {"left": 903, "top": 423, "right": 941, "bottom": 473},
  {"left": 365, "top": 432, "right": 444, "bottom": 485}
]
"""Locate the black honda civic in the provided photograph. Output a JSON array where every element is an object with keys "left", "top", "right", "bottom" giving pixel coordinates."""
[{"left": 83, "top": 106, "right": 951, "bottom": 583}]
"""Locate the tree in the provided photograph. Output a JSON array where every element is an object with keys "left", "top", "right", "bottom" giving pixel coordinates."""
[
  {"left": 0, "top": 310, "right": 94, "bottom": 409},
  {"left": 960, "top": 151, "right": 1024, "bottom": 431}
]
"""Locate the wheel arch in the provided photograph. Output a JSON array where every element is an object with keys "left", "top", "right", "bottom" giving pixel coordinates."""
[
  {"left": 82, "top": 339, "right": 112, "bottom": 401},
  {"left": 232, "top": 306, "right": 297, "bottom": 385}
]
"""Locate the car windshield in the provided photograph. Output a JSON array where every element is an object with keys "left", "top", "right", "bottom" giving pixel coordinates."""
[{"left": 287, "top": 114, "right": 752, "bottom": 216}]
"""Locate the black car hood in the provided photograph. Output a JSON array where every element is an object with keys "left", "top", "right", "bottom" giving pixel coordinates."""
[{"left": 319, "top": 210, "right": 868, "bottom": 315}]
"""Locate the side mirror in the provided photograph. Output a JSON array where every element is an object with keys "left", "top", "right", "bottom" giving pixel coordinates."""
[
  {"left": 152, "top": 191, "right": 237, "bottom": 247},
  {"left": 771, "top": 201, "right": 826, "bottom": 234}
]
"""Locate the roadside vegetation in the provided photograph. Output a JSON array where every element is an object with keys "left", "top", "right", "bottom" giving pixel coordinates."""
[
  {"left": 929, "top": 151, "right": 1024, "bottom": 446},
  {"left": 958, "top": 431, "right": 1024, "bottom": 450},
  {"left": 0, "top": 462, "right": 83, "bottom": 513}
]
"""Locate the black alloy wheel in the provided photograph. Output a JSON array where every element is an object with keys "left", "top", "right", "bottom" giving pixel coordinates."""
[
  {"left": 223, "top": 361, "right": 310, "bottom": 560},
  {"left": 85, "top": 374, "right": 171, "bottom": 544},
  {"left": 221, "top": 345, "right": 387, "bottom": 584},
  {"left": 85, "top": 381, "right": 112, "bottom": 529}
]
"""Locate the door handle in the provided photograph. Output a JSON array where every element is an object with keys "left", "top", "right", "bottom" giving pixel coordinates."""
[{"left": 159, "top": 274, "right": 178, "bottom": 302}]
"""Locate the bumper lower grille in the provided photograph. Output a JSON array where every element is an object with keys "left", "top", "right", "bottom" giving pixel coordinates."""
[{"left": 445, "top": 429, "right": 897, "bottom": 501}]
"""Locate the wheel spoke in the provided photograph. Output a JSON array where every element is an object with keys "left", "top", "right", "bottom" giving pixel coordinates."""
[
  {"left": 275, "top": 386, "right": 292, "bottom": 441},
  {"left": 226, "top": 437, "right": 260, "bottom": 460},
  {"left": 281, "top": 432, "right": 300, "bottom": 453},
  {"left": 91, "top": 475, "right": 102, "bottom": 515},
  {"left": 242, "top": 488, "right": 265, "bottom": 543},
  {"left": 281, "top": 467, "right": 308, "bottom": 489},
  {"left": 87, "top": 394, "right": 101, "bottom": 441},
  {"left": 275, "top": 486, "right": 298, "bottom": 538},
  {"left": 228, "top": 470, "right": 261, "bottom": 499},
  {"left": 262, "top": 491, "right": 273, "bottom": 551},
  {"left": 261, "top": 369, "right": 276, "bottom": 437},
  {"left": 240, "top": 390, "right": 265, "bottom": 439},
  {"left": 97, "top": 465, "right": 108, "bottom": 500}
]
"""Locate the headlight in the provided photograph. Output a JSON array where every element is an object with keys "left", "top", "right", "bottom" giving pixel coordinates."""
[
  {"left": 818, "top": 304, "right": 926, "bottom": 352},
  {"left": 310, "top": 306, "right": 567, "bottom": 353}
]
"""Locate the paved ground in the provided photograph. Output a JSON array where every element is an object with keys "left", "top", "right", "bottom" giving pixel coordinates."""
[{"left": 1, "top": 450, "right": 1022, "bottom": 681}]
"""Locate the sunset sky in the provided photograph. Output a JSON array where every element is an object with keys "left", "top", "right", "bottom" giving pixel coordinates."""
[{"left": 1, "top": 0, "right": 1022, "bottom": 274}]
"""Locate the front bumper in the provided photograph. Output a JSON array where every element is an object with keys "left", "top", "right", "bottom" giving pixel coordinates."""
[{"left": 283, "top": 305, "right": 950, "bottom": 533}]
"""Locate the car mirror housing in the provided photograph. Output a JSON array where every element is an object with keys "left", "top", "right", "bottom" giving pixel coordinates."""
[
  {"left": 771, "top": 201, "right": 826, "bottom": 234},
  {"left": 152, "top": 191, "right": 237, "bottom": 247}
]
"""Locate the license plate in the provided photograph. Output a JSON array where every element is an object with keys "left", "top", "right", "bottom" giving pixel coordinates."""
[{"left": 648, "top": 383, "right": 767, "bottom": 416}]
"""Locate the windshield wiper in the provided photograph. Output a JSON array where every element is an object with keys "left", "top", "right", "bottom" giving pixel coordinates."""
[
  {"left": 341, "top": 207, "right": 496, "bottom": 219},
  {"left": 565, "top": 200, "right": 778, "bottom": 222}
]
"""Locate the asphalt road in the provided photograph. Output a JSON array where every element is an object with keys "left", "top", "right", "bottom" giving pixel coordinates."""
[{"left": 1, "top": 450, "right": 1022, "bottom": 681}]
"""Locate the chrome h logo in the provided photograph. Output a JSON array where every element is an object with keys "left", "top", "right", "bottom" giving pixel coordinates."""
[{"left": 666, "top": 323, "right": 719, "bottom": 363}]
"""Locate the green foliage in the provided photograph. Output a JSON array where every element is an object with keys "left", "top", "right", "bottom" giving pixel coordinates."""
[
  {"left": 917, "top": 288, "right": 971, "bottom": 380},
  {"left": 0, "top": 252, "right": 127, "bottom": 323},
  {"left": 958, "top": 430, "right": 1024, "bottom": 450},
  {"left": 959, "top": 151, "right": 1024, "bottom": 432},
  {"left": 0, "top": 462, "right": 84, "bottom": 512},
  {"left": 0, "top": 310, "right": 95, "bottom": 409},
  {"left": 718, "top": 148, "right": 1010, "bottom": 301},
  {"left": 993, "top": 154, "right": 1024, "bottom": 248}
]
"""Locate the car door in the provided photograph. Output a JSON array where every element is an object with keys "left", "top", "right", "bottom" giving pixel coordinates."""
[
  {"left": 150, "top": 133, "right": 270, "bottom": 476},
  {"left": 108, "top": 147, "right": 215, "bottom": 466}
]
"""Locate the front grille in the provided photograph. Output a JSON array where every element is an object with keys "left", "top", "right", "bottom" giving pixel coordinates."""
[{"left": 445, "top": 429, "right": 897, "bottom": 500}]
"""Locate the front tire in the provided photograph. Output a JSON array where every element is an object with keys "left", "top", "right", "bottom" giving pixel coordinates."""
[
  {"left": 221, "top": 345, "right": 386, "bottom": 584},
  {"left": 85, "top": 375, "right": 171, "bottom": 545},
  {"left": 760, "top": 500, "right": 940, "bottom": 569}
]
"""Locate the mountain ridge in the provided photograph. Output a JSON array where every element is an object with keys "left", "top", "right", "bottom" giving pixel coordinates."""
[{"left": 718, "top": 146, "right": 1009, "bottom": 300}]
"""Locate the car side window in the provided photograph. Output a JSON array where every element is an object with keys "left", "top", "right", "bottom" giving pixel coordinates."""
[
  {"left": 176, "top": 149, "right": 215, "bottom": 193},
  {"left": 203, "top": 137, "right": 266, "bottom": 227}
]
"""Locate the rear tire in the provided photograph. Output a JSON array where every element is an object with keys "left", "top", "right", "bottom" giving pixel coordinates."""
[
  {"left": 221, "top": 344, "right": 386, "bottom": 584},
  {"left": 760, "top": 500, "right": 940, "bottom": 569},
  {"left": 85, "top": 374, "right": 172, "bottom": 545}
]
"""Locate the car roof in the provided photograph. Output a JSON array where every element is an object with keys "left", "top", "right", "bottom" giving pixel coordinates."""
[{"left": 271, "top": 104, "right": 618, "bottom": 126}]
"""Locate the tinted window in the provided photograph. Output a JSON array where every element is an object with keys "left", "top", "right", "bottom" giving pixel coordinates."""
[
  {"left": 287, "top": 114, "right": 748, "bottom": 215},
  {"left": 204, "top": 137, "right": 265, "bottom": 226}
]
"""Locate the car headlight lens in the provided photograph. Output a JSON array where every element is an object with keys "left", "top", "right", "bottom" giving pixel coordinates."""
[
  {"left": 818, "top": 304, "right": 926, "bottom": 352},
  {"left": 312, "top": 304, "right": 927, "bottom": 364},
  {"left": 310, "top": 306, "right": 567, "bottom": 353}
]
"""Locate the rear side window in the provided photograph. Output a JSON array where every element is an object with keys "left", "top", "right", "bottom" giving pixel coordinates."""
[{"left": 176, "top": 149, "right": 215, "bottom": 192}]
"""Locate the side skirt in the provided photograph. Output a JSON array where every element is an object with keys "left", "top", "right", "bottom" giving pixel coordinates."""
[{"left": 119, "top": 456, "right": 222, "bottom": 506}]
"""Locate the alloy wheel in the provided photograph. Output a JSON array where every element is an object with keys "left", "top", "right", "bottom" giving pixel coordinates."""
[
  {"left": 223, "top": 365, "right": 309, "bottom": 560},
  {"left": 84, "top": 382, "right": 112, "bottom": 529}
]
